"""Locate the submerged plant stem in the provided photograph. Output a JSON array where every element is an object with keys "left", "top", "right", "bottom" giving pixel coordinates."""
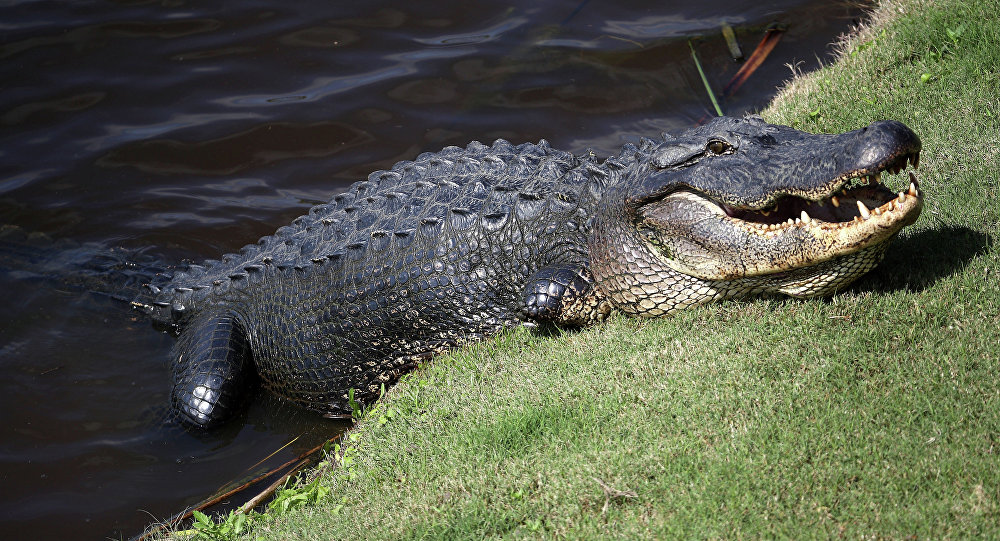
[{"left": 689, "top": 39, "right": 724, "bottom": 117}]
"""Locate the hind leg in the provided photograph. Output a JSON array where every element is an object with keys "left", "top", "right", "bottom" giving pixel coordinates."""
[{"left": 169, "top": 311, "right": 256, "bottom": 428}]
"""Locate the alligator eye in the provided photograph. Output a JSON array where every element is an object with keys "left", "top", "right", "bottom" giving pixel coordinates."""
[{"left": 707, "top": 140, "right": 730, "bottom": 154}]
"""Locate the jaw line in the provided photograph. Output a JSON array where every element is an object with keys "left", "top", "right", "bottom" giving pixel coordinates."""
[
  {"left": 722, "top": 171, "right": 923, "bottom": 239},
  {"left": 642, "top": 171, "right": 923, "bottom": 281}
]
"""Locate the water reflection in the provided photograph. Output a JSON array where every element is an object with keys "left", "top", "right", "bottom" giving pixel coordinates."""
[
  {"left": 414, "top": 16, "right": 529, "bottom": 46},
  {"left": 220, "top": 45, "right": 481, "bottom": 107},
  {"left": 1, "top": 91, "right": 106, "bottom": 126},
  {"left": 605, "top": 15, "right": 726, "bottom": 39},
  {"left": 99, "top": 120, "right": 374, "bottom": 175},
  {"left": 279, "top": 26, "right": 361, "bottom": 48},
  {"left": 0, "top": 19, "right": 223, "bottom": 60},
  {"left": 83, "top": 112, "right": 263, "bottom": 152},
  {"left": 0, "top": 169, "right": 56, "bottom": 194}
]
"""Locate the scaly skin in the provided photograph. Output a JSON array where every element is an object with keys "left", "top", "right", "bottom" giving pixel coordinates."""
[{"left": 139, "top": 116, "right": 922, "bottom": 427}]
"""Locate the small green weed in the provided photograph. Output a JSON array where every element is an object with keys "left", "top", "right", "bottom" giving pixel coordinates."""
[
  {"left": 849, "top": 28, "right": 886, "bottom": 57},
  {"left": 919, "top": 24, "right": 965, "bottom": 83},
  {"left": 268, "top": 478, "right": 330, "bottom": 515},
  {"left": 172, "top": 448, "right": 338, "bottom": 540},
  {"left": 347, "top": 388, "right": 361, "bottom": 420},
  {"left": 185, "top": 509, "right": 254, "bottom": 540},
  {"left": 946, "top": 24, "right": 964, "bottom": 46}
]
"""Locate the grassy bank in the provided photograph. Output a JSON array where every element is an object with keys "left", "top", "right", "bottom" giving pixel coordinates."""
[{"left": 232, "top": 0, "right": 999, "bottom": 538}]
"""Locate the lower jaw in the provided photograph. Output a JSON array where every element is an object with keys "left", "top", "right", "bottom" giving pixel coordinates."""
[
  {"left": 601, "top": 239, "right": 893, "bottom": 319},
  {"left": 673, "top": 239, "right": 894, "bottom": 303},
  {"left": 749, "top": 240, "right": 894, "bottom": 298}
]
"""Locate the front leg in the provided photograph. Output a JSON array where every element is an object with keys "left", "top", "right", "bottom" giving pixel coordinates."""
[{"left": 520, "top": 263, "right": 612, "bottom": 327}]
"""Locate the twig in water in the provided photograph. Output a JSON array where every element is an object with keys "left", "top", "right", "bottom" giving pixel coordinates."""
[
  {"left": 721, "top": 22, "right": 743, "bottom": 61},
  {"left": 242, "top": 435, "right": 300, "bottom": 474},
  {"left": 723, "top": 24, "right": 786, "bottom": 97},
  {"left": 688, "top": 40, "right": 724, "bottom": 117},
  {"left": 240, "top": 457, "right": 312, "bottom": 513}
]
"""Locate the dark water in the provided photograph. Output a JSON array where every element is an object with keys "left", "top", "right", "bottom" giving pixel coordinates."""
[{"left": 0, "top": 1, "right": 864, "bottom": 538}]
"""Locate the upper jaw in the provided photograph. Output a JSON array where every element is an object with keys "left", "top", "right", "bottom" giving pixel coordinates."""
[{"left": 717, "top": 149, "right": 923, "bottom": 234}]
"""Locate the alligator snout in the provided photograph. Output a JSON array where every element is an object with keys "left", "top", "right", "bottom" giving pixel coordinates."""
[{"left": 855, "top": 120, "right": 921, "bottom": 170}]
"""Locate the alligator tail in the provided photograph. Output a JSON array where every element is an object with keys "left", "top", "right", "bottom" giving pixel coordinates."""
[{"left": 0, "top": 224, "right": 171, "bottom": 314}]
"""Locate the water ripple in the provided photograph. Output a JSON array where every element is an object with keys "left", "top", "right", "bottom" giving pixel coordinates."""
[
  {"left": 217, "top": 46, "right": 478, "bottom": 107},
  {"left": 414, "top": 16, "right": 528, "bottom": 46},
  {"left": 82, "top": 112, "right": 264, "bottom": 153}
]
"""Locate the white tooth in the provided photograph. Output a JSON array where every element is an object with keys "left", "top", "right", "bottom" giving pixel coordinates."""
[
  {"left": 800, "top": 210, "right": 811, "bottom": 224},
  {"left": 795, "top": 217, "right": 801, "bottom": 224},
  {"left": 908, "top": 172, "right": 920, "bottom": 195},
  {"left": 898, "top": 192, "right": 906, "bottom": 202},
  {"left": 873, "top": 171, "right": 882, "bottom": 183},
  {"left": 857, "top": 200, "right": 871, "bottom": 219},
  {"left": 908, "top": 181, "right": 918, "bottom": 196},
  {"left": 787, "top": 218, "right": 794, "bottom": 225},
  {"left": 889, "top": 200, "right": 897, "bottom": 211},
  {"left": 831, "top": 195, "right": 840, "bottom": 207}
]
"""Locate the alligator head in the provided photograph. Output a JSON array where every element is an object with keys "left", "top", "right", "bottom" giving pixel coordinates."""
[{"left": 590, "top": 115, "right": 923, "bottom": 316}]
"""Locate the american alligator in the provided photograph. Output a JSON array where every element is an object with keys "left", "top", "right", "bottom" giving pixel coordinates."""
[{"left": 136, "top": 115, "right": 923, "bottom": 428}]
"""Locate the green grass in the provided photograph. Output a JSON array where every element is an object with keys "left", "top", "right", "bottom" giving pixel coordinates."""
[{"left": 217, "top": 0, "right": 1000, "bottom": 538}]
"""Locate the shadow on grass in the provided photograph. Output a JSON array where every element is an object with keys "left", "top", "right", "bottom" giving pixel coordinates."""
[{"left": 861, "top": 225, "right": 991, "bottom": 294}]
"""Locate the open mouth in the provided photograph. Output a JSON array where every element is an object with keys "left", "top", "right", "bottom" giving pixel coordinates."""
[{"left": 721, "top": 151, "right": 922, "bottom": 232}]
